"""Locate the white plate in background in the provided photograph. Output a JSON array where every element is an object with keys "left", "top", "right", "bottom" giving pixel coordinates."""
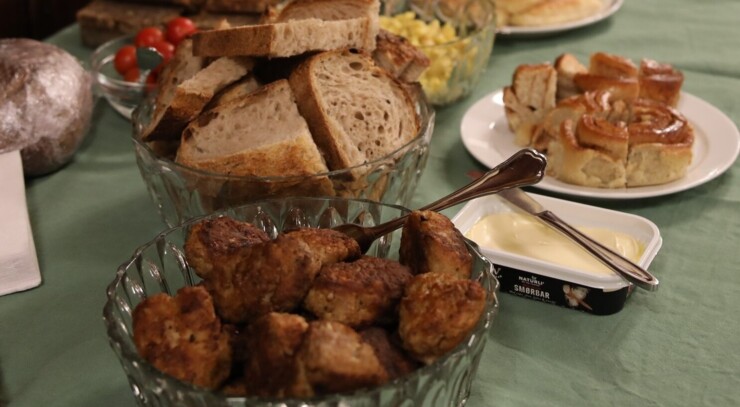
[
  {"left": 460, "top": 89, "right": 740, "bottom": 199},
  {"left": 497, "top": 0, "right": 624, "bottom": 37}
]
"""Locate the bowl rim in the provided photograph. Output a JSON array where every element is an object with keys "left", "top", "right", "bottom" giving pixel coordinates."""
[
  {"left": 130, "top": 85, "right": 436, "bottom": 182},
  {"left": 103, "top": 196, "right": 499, "bottom": 404}
]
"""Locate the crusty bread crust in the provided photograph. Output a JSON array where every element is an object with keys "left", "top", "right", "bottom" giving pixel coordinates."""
[
  {"left": 288, "top": 49, "right": 419, "bottom": 174},
  {"left": 192, "top": 17, "right": 377, "bottom": 58}
]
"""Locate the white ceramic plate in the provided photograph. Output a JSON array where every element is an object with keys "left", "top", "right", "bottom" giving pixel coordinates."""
[
  {"left": 460, "top": 89, "right": 740, "bottom": 199},
  {"left": 497, "top": 0, "right": 624, "bottom": 37}
]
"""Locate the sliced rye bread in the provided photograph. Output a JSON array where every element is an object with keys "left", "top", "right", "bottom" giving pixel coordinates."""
[
  {"left": 142, "top": 55, "right": 254, "bottom": 141},
  {"left": 141, "top": 38, "right": 204, "bottom": 141},
  {"left": 288, "top": 49, "right": 420, "bottom": 173},
  {"left": 267, "top": 0, "right": 379, "bottom": 22},
  {"left": 191, "top": 16, "right": 377, "bottom": 58},
  {"left": 175, "top": 79, "right": 331, "bottom": 181}
]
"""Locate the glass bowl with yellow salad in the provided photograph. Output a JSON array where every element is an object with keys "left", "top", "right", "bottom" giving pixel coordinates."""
[{"left": 380, "top": 0, "right": 497, "bottom": 105}]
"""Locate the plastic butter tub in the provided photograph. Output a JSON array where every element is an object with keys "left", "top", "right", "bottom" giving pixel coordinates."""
[{"left": 452, "top": 193, "right": 662, "bottom": 315}]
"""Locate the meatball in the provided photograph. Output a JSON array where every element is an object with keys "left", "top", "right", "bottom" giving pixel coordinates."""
[
  {"left": 298, "top": 320, "right": 388, "bottom": 395},
  {"left": 284, "top": 228, "right": 361, "bottom": 278},
  {"left": 399, "top": 210, "right": 473, "bottom": 279},
  {"left": 304, "top": 256, "right": 412, "bottom": 327},
  {"left": 204, "top": 228, "right": 359, "bottom": 323},
  {"left": 398, "top": 272, "right": 486, "bottom": 364},
  {"left": 132, "top": 285, "right": 233, "bottom": 390},
  {"left": 241, "top": 312, "right": 313, "bottom": 398},
  {"left": 359, "top": 327, "right": 419, "bottom": 380},
  {"left": 184, "top": 216, "right": 270, "bottom": 279}
]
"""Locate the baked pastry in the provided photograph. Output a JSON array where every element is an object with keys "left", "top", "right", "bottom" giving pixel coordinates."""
[
  {"left": 638, "top": 58, "right": 684, "bottom": 107},
  {"left": 504, "top": 52, "right": 693, "bottom": 188},
  {"left": 546, "top": 114, "right": 629, "bottom": 188},
  {"left": 625, "top": 99, "right": 693, "bottom": 186},
  {"left": 0, "top": 39, "right": 93, "bottom": 176},
  {"left": 503, "top": 63, "right": 557, "bottom": 146},
  {"left": 204, "top": 0, "right": 280, "bottom": 14}
]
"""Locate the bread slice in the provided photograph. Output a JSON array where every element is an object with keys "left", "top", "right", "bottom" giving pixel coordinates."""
[
  {"left": 192, "top": 16, "right": 378, "bottom": 58},
  {"left": 204, "top": 0, "right": 280, "bottom": 14},
  {"left": 373, "top": 29, "right": 430, "bottom": 82},
  {"left": 288, "top": 49, "right": 420, "bottom": 173},
  {"left": 176, "top": 79, "right": 331, "bottom": 179},
  {"left": 270, "top": 0, "right": 379, "bottom": 22},
  {"left": 142, "top": 55, "right": 254, "bottom": 141}
]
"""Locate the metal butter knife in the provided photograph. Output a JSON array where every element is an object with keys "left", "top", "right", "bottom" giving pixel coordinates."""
[{"left": 497, "top": 188, "right": 659, "bottom": 292}]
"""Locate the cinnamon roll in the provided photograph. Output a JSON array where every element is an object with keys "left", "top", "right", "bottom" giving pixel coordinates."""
[
  {"left": 503, "top": 63, "right": 557, "bottom": 146},
  {"left": 546, "top": 115, "right": 629, "bottom": 188},
  {"left": 639, "top": 59, "right": 684, "bottom": 107},
  {"left": 626, "top": 99, "right": 694, "bottom": 186}
]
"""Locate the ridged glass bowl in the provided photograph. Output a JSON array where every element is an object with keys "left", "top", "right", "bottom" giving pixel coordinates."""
[
  {"left": 381, "top": 0, "right": 497, "bottom": 105},
  {"left": 131, "top": 86, "right": 435, "bottom": 227},
  {"left": 104, "top": 197, "right": 499, "bottom": 407}
]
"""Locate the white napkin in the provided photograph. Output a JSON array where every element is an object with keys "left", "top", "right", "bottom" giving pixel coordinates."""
[{"left": 0, "top": 150, "right": 41, "bottom": 296}]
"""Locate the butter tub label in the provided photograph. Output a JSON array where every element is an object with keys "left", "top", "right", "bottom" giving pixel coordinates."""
[{"left": 493, "top": 265, "right": 631, "bottom": 315}]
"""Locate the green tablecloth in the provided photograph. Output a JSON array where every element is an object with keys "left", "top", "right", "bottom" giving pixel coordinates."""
[{"left": 2, "top": 1, "right": 740, "bottom": 405}]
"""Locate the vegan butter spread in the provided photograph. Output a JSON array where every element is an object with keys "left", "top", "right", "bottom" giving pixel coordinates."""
[{"left": 466, "top": 212, "right": 644, "bottom": 276}]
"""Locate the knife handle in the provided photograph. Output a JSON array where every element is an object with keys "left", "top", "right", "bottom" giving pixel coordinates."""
[{"left": 538, "top": 210, "right": 660, "bottom": 292}]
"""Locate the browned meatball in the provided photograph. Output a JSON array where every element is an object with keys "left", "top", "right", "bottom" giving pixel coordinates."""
[
  {"left": 304, "top": 256, "right": 412, "bottom": 327},
  {"left": 204, "top": 228, "right": 359, "bottom": 323},
  {"left": 398, "top": 272, "right": 487, "bottom": 364},
  {"left": 284, "top": 228, "right": 362, "bottom": 278},
  {"left": 399, "top": 210, "right": 473, "bottom": 279},
  {"left": 298, "top": 320, "right": 389, "bottom": 395},
  {"left": 204, "top": 232, "right": 319, "bottom": 323},
  {"left": 241, "top": 312, "right": 314, "bottom": 398},
  {"left": 132, "top": 286, "right": 233, "bottom": 390},
  {"left": 184, "top": 216, "right": 270, "bottom": 279},
  {"left": 359, "top": 327, "right": 419, "bottom": 381}
]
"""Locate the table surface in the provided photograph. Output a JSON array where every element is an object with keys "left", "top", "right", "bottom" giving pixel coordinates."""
[{"left": 3, "top": 1, "right": 740, "bottom": 406}]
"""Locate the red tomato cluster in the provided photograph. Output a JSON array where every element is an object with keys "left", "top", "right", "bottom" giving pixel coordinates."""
[{"left": 113, "top": 17, "right": 197, "bottom": 85}]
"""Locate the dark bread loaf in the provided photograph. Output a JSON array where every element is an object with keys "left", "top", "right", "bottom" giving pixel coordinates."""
[{"left": 0, "top": 39, "right": 93, "bottom": 176}]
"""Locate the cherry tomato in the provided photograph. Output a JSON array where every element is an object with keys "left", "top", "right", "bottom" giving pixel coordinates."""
[
  {"left": 134, "top": 27, "right": 164, "bottom": 48},
  {"left": 151, "top": 40, "right": 175, "bottom": 64},
  {"left": 113, "top": 45, "right": 137, "bottom": 76},
  {"left": 166, "top": 17, "right": 197, "bottom": 46},
  {"left": 123, "top": 67, "right": 140, "bottom": 82}
]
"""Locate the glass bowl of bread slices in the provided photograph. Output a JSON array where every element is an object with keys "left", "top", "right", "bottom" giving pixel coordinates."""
[
  {"left": 379, "top": 0, "right": 497, "bottom": 105},
  {"left": 503, "top": 51, "right": 693, "bottom": 188},
  {"left": 104, "top": 196, "right": 499, "bottom": 407},
  {"left": 131, "top": 0, "right": 437, "bottom": 227}
]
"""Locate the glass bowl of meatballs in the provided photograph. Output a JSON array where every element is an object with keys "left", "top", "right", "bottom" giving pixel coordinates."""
[{"left": 104, "top": 197, "right": 499, "bottom": 406}]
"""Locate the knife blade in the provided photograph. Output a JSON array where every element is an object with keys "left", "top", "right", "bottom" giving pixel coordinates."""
[{"left": 497, "top": 188, "right": 659, "bottom": 292}]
